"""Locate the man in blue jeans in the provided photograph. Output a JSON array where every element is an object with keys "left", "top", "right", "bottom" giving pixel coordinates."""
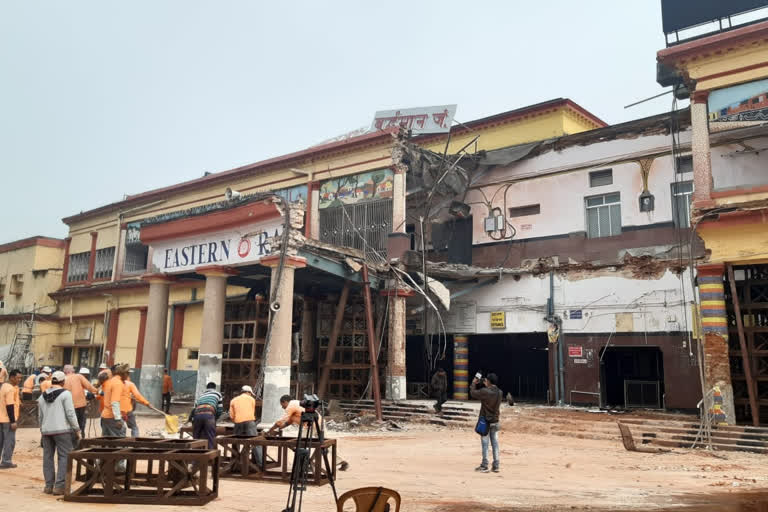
[{"left": 470, "top": 373, "right": 502, "bottom": 473}]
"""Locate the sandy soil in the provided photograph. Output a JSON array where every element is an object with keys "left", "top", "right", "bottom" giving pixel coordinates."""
[{"left": 2, "top": 407, "right": 768, "bottom": 511}]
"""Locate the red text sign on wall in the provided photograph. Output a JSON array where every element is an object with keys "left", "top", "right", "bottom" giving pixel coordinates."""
[{"left": 568, "top": 345, "right": 583, "bottom": 357}]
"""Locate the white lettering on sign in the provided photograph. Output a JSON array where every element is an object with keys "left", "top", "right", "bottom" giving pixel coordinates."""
[
  {"left": 150, "top": 220, "right": 283, "bottom": 274},
  {"left": 573, "top": 358, "right": 587, "bottom": 364}
]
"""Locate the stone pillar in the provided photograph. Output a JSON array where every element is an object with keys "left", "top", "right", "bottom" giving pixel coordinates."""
[
  {"left": 453, "top": 335, "right": 469, "bottom": 400},
  {"left": 259, "top": 255, "right": 306, "bottom": 426},
  {"left": 195, "top": 265, "right": 236, "bottom": 399},
  {"left": 691, "top": 90, "right": 713, "bottom": 204},
  {"left": 309, "top": 182, "right": 321, "bottom": 240},
  {"left": 697, "top": 264, "right": 735, "bottom": 424},
  {"left": 140, "top": 274, "right": 173, "bottom": 408},
  {"left": 382, "top": 286, "right": 412, "bottom": 401},
  {"left": 298, "top": 297, "right": 316, "bottom": 394}
]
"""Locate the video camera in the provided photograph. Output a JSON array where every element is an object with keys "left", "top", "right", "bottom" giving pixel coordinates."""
[{"left": 300, "top": 394, "right": 321, "bottom": 412}]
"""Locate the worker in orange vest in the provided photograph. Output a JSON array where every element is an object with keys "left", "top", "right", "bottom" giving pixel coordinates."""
[
  {"left": 122, "top": 371, "right": 150, "bottom": 438},
  {"left": 100, "top": 365, "right": 128, "bottom": 437}
]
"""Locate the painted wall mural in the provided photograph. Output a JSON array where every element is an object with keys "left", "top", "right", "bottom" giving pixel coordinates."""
[
  {"left": 318, "top": 169, "right": 393, "bottom": 209},
  {"left": 275, "top": 184, "right": 307, "bottom": 204},
  {"left": 709, "top": 78, "right": 768, "bottom": 123}
]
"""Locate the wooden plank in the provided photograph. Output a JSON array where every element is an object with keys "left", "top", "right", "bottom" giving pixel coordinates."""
[
  {"left": 318, "top": 281, "right": 351, "bottom": 397},
  {"left": 728, "top": 264, "right": 760, "bottom": 427}
]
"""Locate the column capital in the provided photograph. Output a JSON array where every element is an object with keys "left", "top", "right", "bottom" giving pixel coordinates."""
[
  {"left": 309, "top": 181, "right": 321, "bottom": 191},
  {"left": 697, "top": 263, "right": 726, "bottom": 277},
  {"left": 195, "top": 265, "right": 239, "bottom": 277},
  {"left": 260, "top": 254, "right": 307, "bottom": 269},
  {"left": 691, "top": 90, "right": 710, "bottom": 104},
  {"left": 141, "top": 272, "right": 176, "bottom": 284}
]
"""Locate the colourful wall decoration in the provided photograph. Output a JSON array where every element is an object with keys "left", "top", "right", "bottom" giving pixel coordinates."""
[
  {"left": 709, "top": 78, "right": 768, "bottom": 122},
  {"left": 275, "top": 184, "right": 307, "bottom": 204},
  {"left": 318, "top": 169, "right": 393, "bottom": 209}
]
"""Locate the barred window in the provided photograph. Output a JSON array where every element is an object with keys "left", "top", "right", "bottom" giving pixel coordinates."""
[
  {"left": 94, "top": 247, "right": 115, "bottom": 280},
  {"left": 319, "top": 198, "right": 392, "bottom": 258},
  {"left": 123, "top": 222, "right": 148, "bottom": 274},
  {"left": 67, "top": 252, "right": 90, "bottom": 283}
]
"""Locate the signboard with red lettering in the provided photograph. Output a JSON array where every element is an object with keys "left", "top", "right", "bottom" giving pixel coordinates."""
[
  {"left": 371, "top": 104, "right": 457, "bottom": 135},
  {"left": 568, "top": 345, "right": 583, "bottom": 358}
]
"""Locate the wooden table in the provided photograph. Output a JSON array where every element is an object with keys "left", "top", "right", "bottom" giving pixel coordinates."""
[
  {"left": 216, "top": 435, "right": 337, "bottom": 486},
  {"left": 65, "top": 447, "right": 219, "bottom": 505}
]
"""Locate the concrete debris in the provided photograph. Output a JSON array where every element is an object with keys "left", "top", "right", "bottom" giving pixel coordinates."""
[{"left": 325, "top": 413, "right": 407, "bottom": 433}]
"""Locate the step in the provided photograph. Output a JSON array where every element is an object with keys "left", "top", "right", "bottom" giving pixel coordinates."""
[{"left": 337, "top": 402, "right": 474, "bottom": 419}]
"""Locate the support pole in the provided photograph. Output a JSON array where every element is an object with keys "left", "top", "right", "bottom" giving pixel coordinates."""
[
  {"left": 727, "top": 264, "right": 760, "bottom": 426},
  {"left": 361, "top": 264, "right": 383, "bottom": 421},
  {"left": 317, "top": 281, "right": 350, "bottom": 398}
]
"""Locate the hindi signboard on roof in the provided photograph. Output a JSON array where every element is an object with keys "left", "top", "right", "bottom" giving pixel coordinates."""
[{"left": 371, "top": 104, "right": 457, "bottom": 135}]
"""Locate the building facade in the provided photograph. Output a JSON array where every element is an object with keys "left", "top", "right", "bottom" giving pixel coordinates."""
[
  {"left": 401, "top": 111, "right": 704, "bottom": 410},
  {"left": 0, "top": 237, "right": 65, "bottom": 369},
  {"left": 657, "top": 6, "right": 768, "bottom": 424},
  {"left": 28, "top": 100, "right": 602, "bottom": 420}
]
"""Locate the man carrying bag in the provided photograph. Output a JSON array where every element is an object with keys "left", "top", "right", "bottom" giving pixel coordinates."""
[{"left": 471, "top": 372, "right": 502, "bottom": 473}]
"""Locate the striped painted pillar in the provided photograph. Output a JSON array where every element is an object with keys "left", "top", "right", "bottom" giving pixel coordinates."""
[
  {"left": 697, "top": 264, "right": 735, "bottom": 424},
  {"left": 698, "top": 266, "right": 728, "bottom": 336},
  {"left": 453, "top": 335, "right": 469, "bottom": 400}
]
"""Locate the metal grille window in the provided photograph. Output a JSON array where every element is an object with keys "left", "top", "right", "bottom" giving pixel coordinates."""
[
  {"left": 94, "top": 247, "right": 115, "bottom": 280},
  {"left": 123, "top": 222, "right": 148, "bottom": 274},
  {"left": 589, "top": 169, "right": 613, "bottom": 187},
  {"left": 672, "top": 181, "right": 693, "bottom": 228},
  {"left": 319, "top": 199, "right": 392, "bottom": 258},
  {"left": 67, "top": 252, "right": 90, "bottom": 282},
  {"left": 586, "top": 193, "right": 621, "bottom": 238}
]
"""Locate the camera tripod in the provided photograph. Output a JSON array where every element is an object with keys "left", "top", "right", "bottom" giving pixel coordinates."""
[{"left": 282, "top": 409, "right": 338, "bottom": 512}]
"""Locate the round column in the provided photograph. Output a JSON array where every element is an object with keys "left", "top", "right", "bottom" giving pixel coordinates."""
[
  {"left": 140, "top": 273, "right": 173, "bottom": 408},
  {"left": 259, "top": 255, "right": 306, "bottom": 427},
  {"left": 195, "top": 265, "right": 237, "bottom": 399},
  {"left": 453, "top": 335, "right": 469, "bottom": 400}
]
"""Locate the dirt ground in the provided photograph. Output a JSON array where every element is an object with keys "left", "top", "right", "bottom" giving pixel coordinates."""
[{"left": 2, "top": 406, "right": 768, "bottom": 511}]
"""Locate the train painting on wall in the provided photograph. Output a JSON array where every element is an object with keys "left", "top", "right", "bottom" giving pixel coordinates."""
[{"left": 709, "top": 78, "right": 768, "bottom": 122}]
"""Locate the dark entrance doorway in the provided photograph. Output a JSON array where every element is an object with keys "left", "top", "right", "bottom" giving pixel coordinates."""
[
  {"left": 467, "top": 334, "right": 549, "bottom": 402},
  {"left": 600, "top": 347, "right": 663, "bottom": 408}
]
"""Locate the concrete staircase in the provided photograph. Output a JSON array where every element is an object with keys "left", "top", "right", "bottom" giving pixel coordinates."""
[
  {"left": 523, "top": 411, "right": 768, "bottom": 454},
  {"left": 336, "top": 400, "right": 476, "bottom": 427}
]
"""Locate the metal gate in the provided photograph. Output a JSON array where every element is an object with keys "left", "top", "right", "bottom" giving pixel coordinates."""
[{"left": 319, "top": 199, "right": 392, "bottom": 258}]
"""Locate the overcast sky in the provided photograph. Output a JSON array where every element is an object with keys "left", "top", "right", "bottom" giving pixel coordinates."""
[{"left": 0, "top": 1, "right": 675, "bottom": 243}]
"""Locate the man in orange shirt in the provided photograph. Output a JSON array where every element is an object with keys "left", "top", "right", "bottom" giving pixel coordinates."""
[
  {"left": 63, "top": 365, "right": 97, "bottom": 438},
  {"left": 100, "top": 364, "right": 129, "bottom": 437},
  {"left": 21, "top": 373, "right": 37, "bottom": 401},
  {"left": 266, "top": 394, "right": 323, "bottom": 435},
  {"left": 39, "top": 367, "right": 53, "bottom": 393},
  {"left": 122, "top": 372, "right": 150, "bottom": 438},
  {"left": 229, "top": 385, "right": 262, "bottom": 465},
  {"left": 162, "top": 369, "right": 173, "bottom": 414},
  {"left": 0, "top": 370, "right": 22, "bottom": 468}
]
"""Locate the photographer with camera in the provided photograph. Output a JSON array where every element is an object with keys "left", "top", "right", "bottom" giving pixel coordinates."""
[{"left": 471, "top": 372, "right": 502, "bottom": 473}]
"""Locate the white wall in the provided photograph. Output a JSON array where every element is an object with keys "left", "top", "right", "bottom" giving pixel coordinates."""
[
  {"left": 434, "top": 269, "right": 694, "bottom": 335},
  {"left": 711, "top": 136, "right": 768, "bottom": 191},
  {"left": 467, "top": 129, "right": 694, "bottom": 244}
]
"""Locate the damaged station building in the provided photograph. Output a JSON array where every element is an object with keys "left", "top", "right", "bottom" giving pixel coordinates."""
[{"left": 3, "top": 80, "right": 767, "bottom": 425}]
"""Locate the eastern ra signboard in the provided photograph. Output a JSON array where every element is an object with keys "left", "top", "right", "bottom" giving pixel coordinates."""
[
  {"left": 371, "top": 104, "right": 457, "bottom": 135},
  {"left": 150, "top": 219, "right": 283, "bottom": 274}
]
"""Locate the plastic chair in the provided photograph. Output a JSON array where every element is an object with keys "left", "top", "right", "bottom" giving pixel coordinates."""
[{"left": 336, "top": 486, "right": 401, "bottom": 512}]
